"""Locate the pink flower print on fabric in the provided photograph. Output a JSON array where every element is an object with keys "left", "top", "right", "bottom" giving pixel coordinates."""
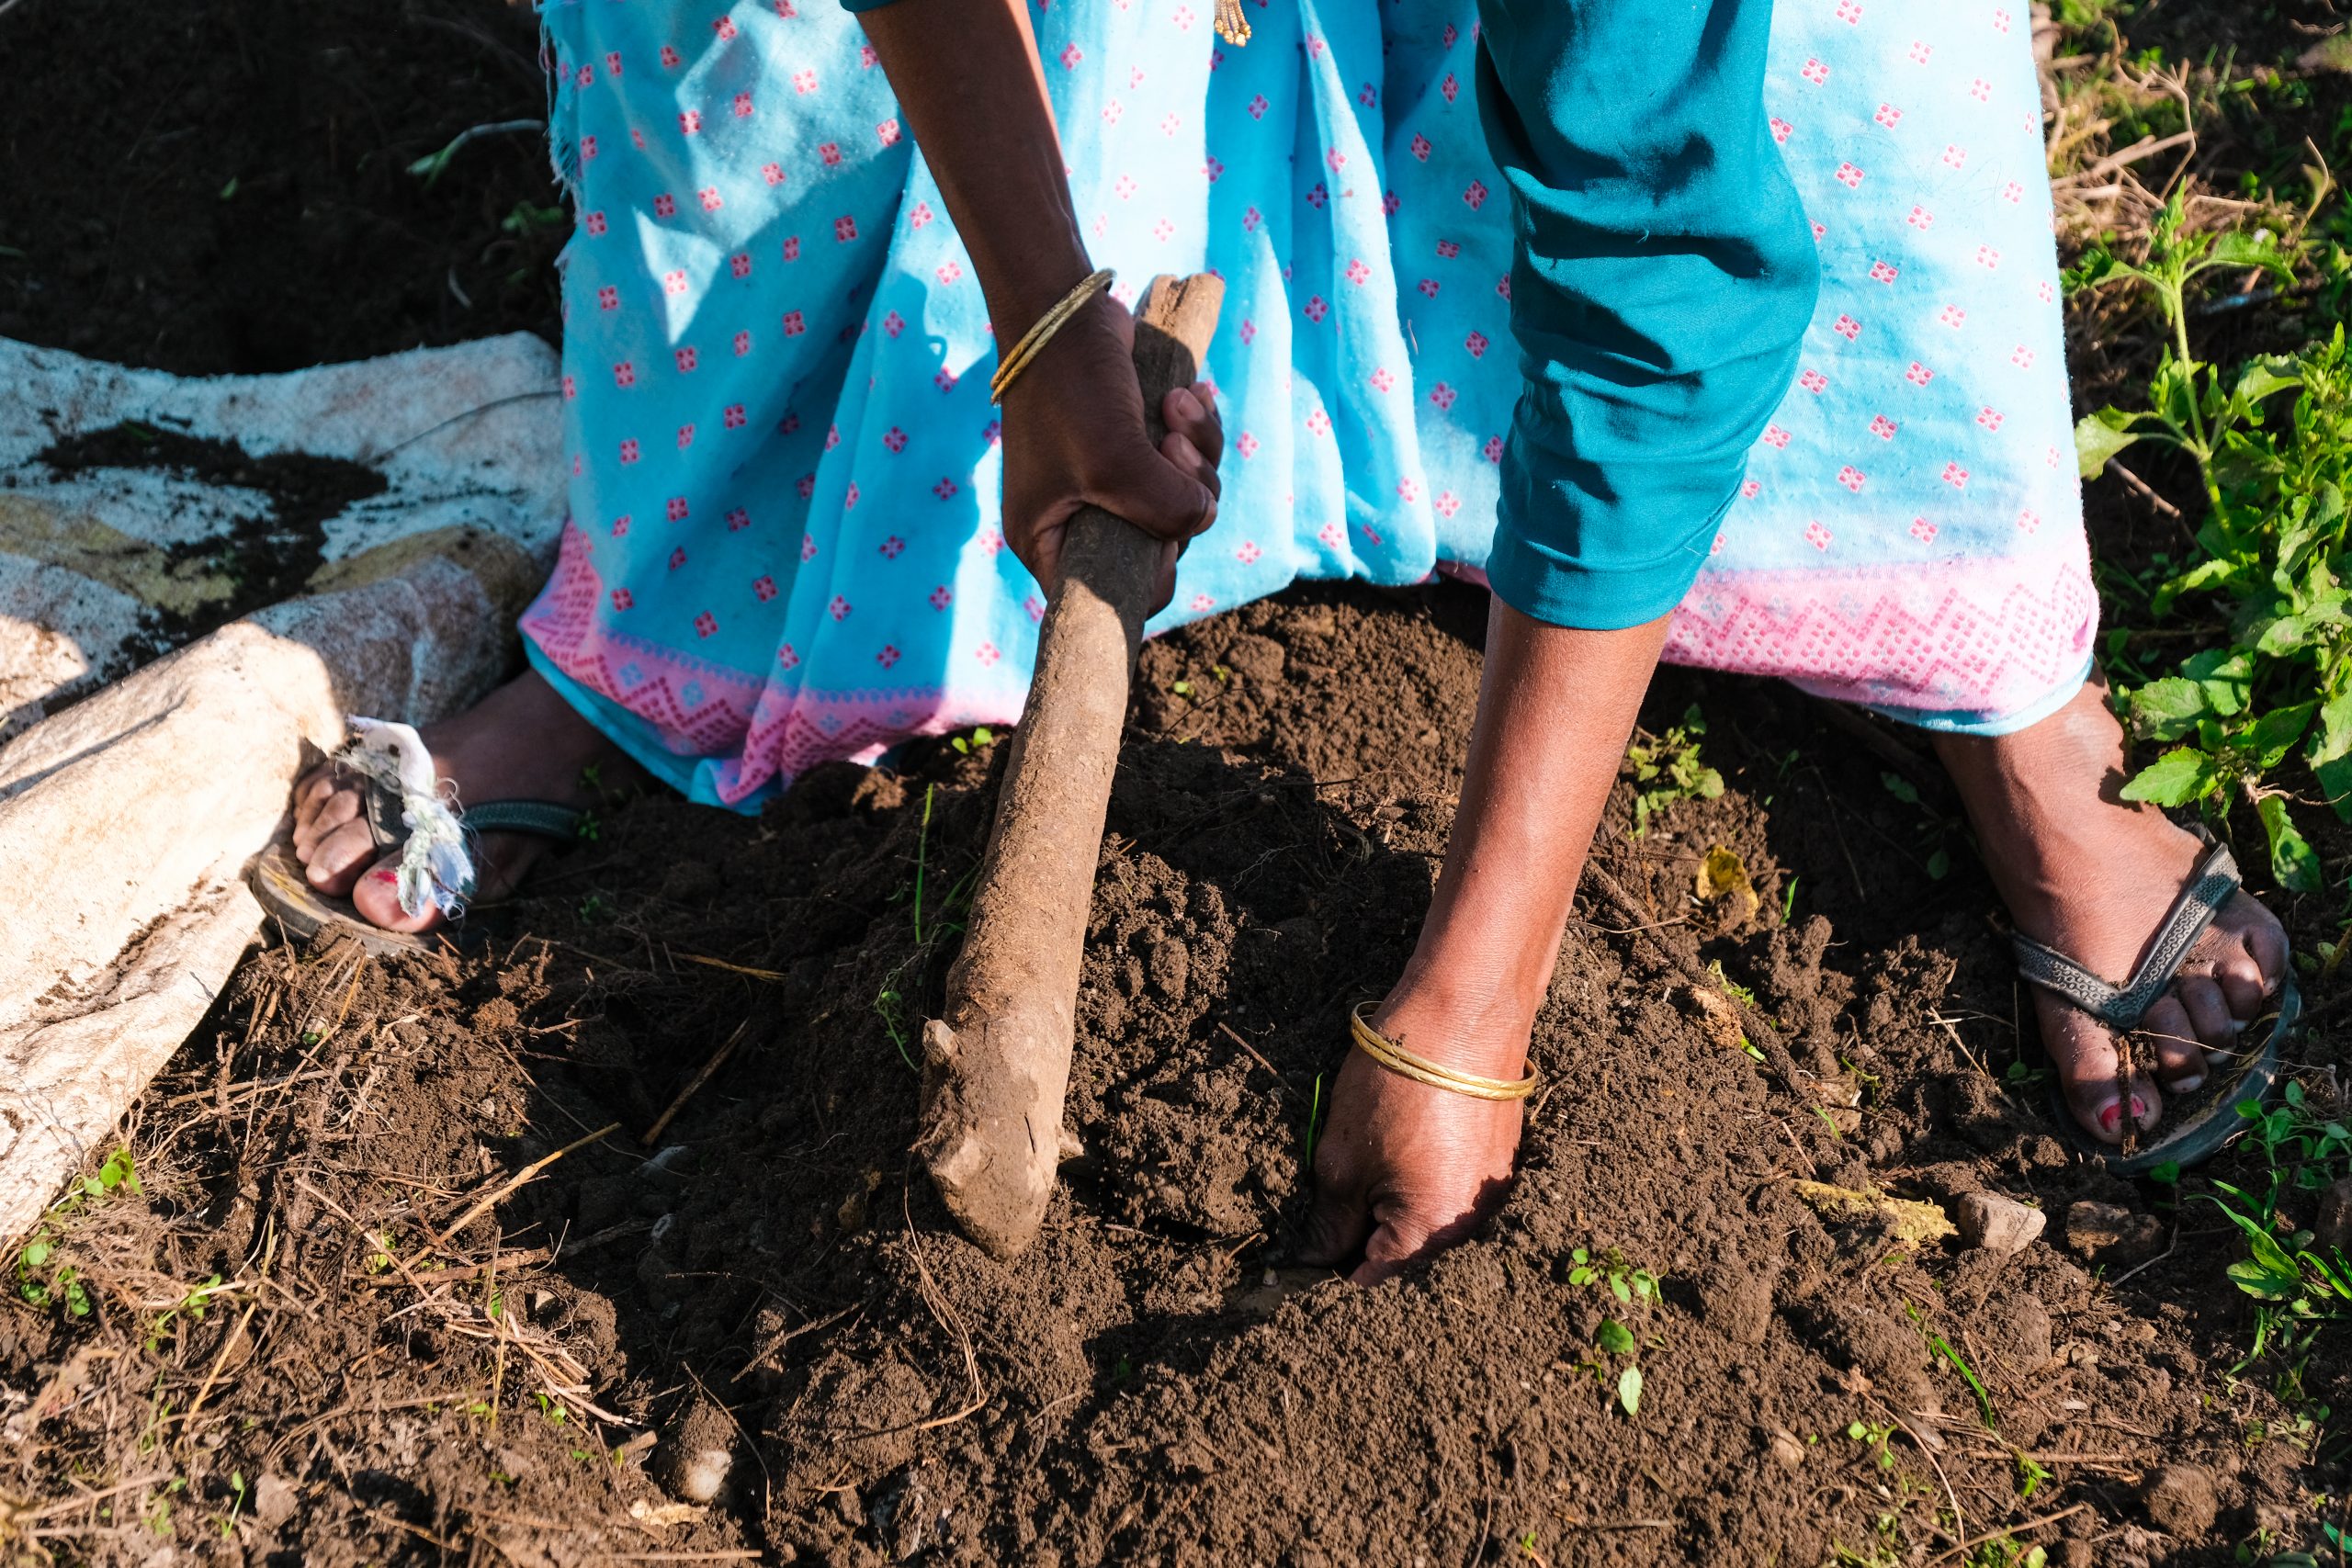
[{"left": 526, "top": 0, "right": 2090, "bottom": 810}]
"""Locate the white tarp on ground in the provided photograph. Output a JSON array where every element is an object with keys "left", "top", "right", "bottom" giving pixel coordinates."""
[{"left": 0, "top": 333, "right": 565, "bottom": 1242}]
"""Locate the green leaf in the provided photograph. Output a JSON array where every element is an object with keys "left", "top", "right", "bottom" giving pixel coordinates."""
[
  {"left": 2150, "top": 355, "right": 2203, "bottom": 433},
  {"left": 2256, "top": 615, "right": 2315, "bottom": 657},
  {"left": 2127, "top": 677, "right": 2211, "bottom": 742},
  {"left": 2249, "top": 702, "right": 2318, "bottom": 769},
  {"left": 2233, "top": 357, "right": 2305, "bottom": 411},
  {"left": 2074, "top": 408, "right": 2145, "bottom": 478},
  {"left": 2183, "top": 649, "right": 2253, "bottom": 715},
  {"left": 1597, "top": 1318, "right": 1636, "bottom": 1355},
  {"left": 2207, "top": 230, "right": 2299, "bottom": 284},
  {"left": 20, "top": 1241, "right": 50, "bottom": 1269},
  {"left": 2120, "top": 747, "right": 2222, "bottom": 807},
  {"left": 2227, "top": 1256, "right": 2301, "bottom": 1300},
  {"left": 2313, "top": 688, "right": 2352, "bottom": 821},
  {"left": 1616, "top": 1364, "right": 1643, "bottom": 1417},
  {"left": 1881, "top": 772, "right": 1922, "bottom": 806},
  {"left": 2258, "top": 795, "right": 2325, "bottom": 895}
]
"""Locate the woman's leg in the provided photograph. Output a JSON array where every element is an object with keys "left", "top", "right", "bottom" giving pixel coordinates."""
[
  {"left": 1933, "top": 675, "right": 2290, "bottom": 1142},
  {"left": 1302, "top": 602, "right": 1669, "bottom": 1282}
]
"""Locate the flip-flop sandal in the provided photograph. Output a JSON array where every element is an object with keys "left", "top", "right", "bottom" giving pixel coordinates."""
[
  {"left": 250, "top": 763, "right": 583, "bottom": 958},
  {"left": 2014, "top": 835, "right": 2301, "bottom": 1176}
]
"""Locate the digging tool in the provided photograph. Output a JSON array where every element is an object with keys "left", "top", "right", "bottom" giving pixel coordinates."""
[{"left": 919, "top": 273, "right": 1225, "bottom": 1257}]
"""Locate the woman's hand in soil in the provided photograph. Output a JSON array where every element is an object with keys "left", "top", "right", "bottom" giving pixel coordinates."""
[
  {"left": 999, "top": 292, "right": 1222, "bottom": 614},
  {"left": 1299, "top": 1044, "right": 1524, "bottom": 1286}
]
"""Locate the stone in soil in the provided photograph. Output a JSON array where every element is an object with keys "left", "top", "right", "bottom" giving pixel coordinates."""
[
  {"left": 2314, "top": 1175, "right": 2352, "bottom": 1256},
  {"left": 1956, "top": 1190, "right": 2047, "bottom": 1255}
]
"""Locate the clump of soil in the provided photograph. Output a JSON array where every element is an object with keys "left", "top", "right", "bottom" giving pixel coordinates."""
[{"left": 6, "top": 581, "right": 2345, "bottom": 1566}]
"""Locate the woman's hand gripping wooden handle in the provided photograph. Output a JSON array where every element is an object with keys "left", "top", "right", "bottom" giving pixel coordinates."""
[{"left": 920, "top": 274, "right": 1225, "bottom": 1257}]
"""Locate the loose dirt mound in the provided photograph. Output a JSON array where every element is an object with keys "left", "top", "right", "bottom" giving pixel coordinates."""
[{"left": 6, "top": 582, "right": 2344, "bottom": 1565}]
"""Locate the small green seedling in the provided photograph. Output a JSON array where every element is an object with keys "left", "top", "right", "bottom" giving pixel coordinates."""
[
  {"left": 17, "top": 1147, "right": 143, "bottom": 1317},
  {"left": 949, "top": 726, "right": 998, "bottom": 754},
  {"left": 1302, "top": 1073, "right": 1327, "bottom": 1172},
  {"left": 1623, "top": 705, "right": 1723, "bottom": 835},
  {"left": 146, "top": 1274, "right": 228, "bottom": 1352},
  {"left": 502, "top": 200, "right": 566, "bottom": 236},
  {"left": 1847, "top": 1418, "right": 1897, "bottom": 1471},
  {"left": 875, "top": 987, "right": 918, "bottom": 1074},
  {"left": 1567, "top": 1247, "right": 1660, "bottom": 1306}
]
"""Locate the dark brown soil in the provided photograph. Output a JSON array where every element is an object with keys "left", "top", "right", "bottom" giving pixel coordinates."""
[
  {"left": 31, "top": 423, "right": 387, "bottom": 663},
  {"left": 8, "top": 586, "right": 2348, "bottom": 1565},
  {"left": 0, "top": 0, "right": 561, "bottom": 375},
  {"left": 6, "top": 4, "right": 2352, "bottom": 1566}
]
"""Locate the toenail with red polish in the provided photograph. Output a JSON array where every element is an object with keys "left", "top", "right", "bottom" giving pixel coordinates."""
[
  {"left": 2130, "top": 1097, "right": 2147, "bottom": 1119},
  {"left": 2098, "top": 1101, "right": 2122, "bottom": 1133},
  {"left": 370, "top": 868, "right": 399, "bottom": 885}
]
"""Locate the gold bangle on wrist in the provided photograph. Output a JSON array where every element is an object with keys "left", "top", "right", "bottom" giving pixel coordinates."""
[
  {"left": 989, "top": 267, "right": 1115, "bottom": 404},
  {"left": 1347, "top": 1002, "right": 1539, "bottom": 1102}
]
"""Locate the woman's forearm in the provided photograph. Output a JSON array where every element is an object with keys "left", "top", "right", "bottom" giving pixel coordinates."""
[{"left": 860, "top": 0, "right": 1094, "bottom": 337}]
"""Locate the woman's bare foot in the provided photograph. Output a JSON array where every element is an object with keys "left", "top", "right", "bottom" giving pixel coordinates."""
[
  {"left": 289, "top": 671, "right": 640, "bottom": 933},
  {"left": 1935, "top": 676, "right": 2290, "bottom": 1145}
]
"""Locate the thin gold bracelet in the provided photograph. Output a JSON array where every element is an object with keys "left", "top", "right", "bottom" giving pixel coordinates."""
[
  {"left": 989, "top": 268, "right": 1115, "bottom": 404},
  {"left": 1348, "top": 1003, "right": 1539, "bottom": 1102}
]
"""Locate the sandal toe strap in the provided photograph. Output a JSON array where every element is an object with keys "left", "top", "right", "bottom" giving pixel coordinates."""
[
  {"left": 460, "top": 800, "right": 587, "bottom": 842},
  {"left": 2011, "top": 840, "right": 2242, "bottom": 1031}
]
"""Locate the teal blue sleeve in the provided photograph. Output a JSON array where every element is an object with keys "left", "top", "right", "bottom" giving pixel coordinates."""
[{"left": 1474, "top": 0, "right": 1820, "bottom": 629}]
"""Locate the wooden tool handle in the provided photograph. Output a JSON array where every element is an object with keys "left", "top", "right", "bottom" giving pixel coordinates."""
[{"left": 919, "top": 274, "right": 1225, "bottom": 1257}]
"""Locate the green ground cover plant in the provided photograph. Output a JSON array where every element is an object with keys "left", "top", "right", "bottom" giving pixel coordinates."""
[{"left": 2072, "top": 181, "right": 2352, "bottom": 892}]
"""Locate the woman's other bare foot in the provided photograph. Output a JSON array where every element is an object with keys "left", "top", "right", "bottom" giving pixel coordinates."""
[
  {"left": 1934, "top": 676, "right": 2289, "bottom": 1144},
  {"left": 289, "top": 671, "right": 641, "bottom": 933}
]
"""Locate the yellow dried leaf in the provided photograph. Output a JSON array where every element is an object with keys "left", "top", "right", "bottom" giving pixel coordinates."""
[
  {"left": 1789, "top": 1179, "right": 1955, "bottom": 1247},
  {"left": 1694, "top": 845, "right": 1760, "bottom": 924}
]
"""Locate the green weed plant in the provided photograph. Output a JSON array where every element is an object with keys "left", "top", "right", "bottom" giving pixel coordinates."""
[
  {"left": 1623, "top": 705, "right": 1723, "bottom": 836},
  {"left": 15, "top": 1148, "right": 141, "bottom": 1318},
  {"left": 2071, "top": 186, "right": 2351, "bottom": 891}
]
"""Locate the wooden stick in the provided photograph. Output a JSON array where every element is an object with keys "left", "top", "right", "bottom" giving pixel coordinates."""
[
  {"left": 428, "top": 1122, "right": 618, "bottom": 1250},
  {"left": 640, "top": 1021, "right": 750, "bottom": 1145},
  {"left": 919, "top": 275, "right": 1224, "bottom": 1256}
]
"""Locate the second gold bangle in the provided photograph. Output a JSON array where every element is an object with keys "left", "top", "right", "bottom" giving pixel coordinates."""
[
  {"left": 1347, "top": 1003, "right": 1539, "bottom": 1102},
  {"left": 989, "top": 267, "right": 1115, "bottom": 404}
]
